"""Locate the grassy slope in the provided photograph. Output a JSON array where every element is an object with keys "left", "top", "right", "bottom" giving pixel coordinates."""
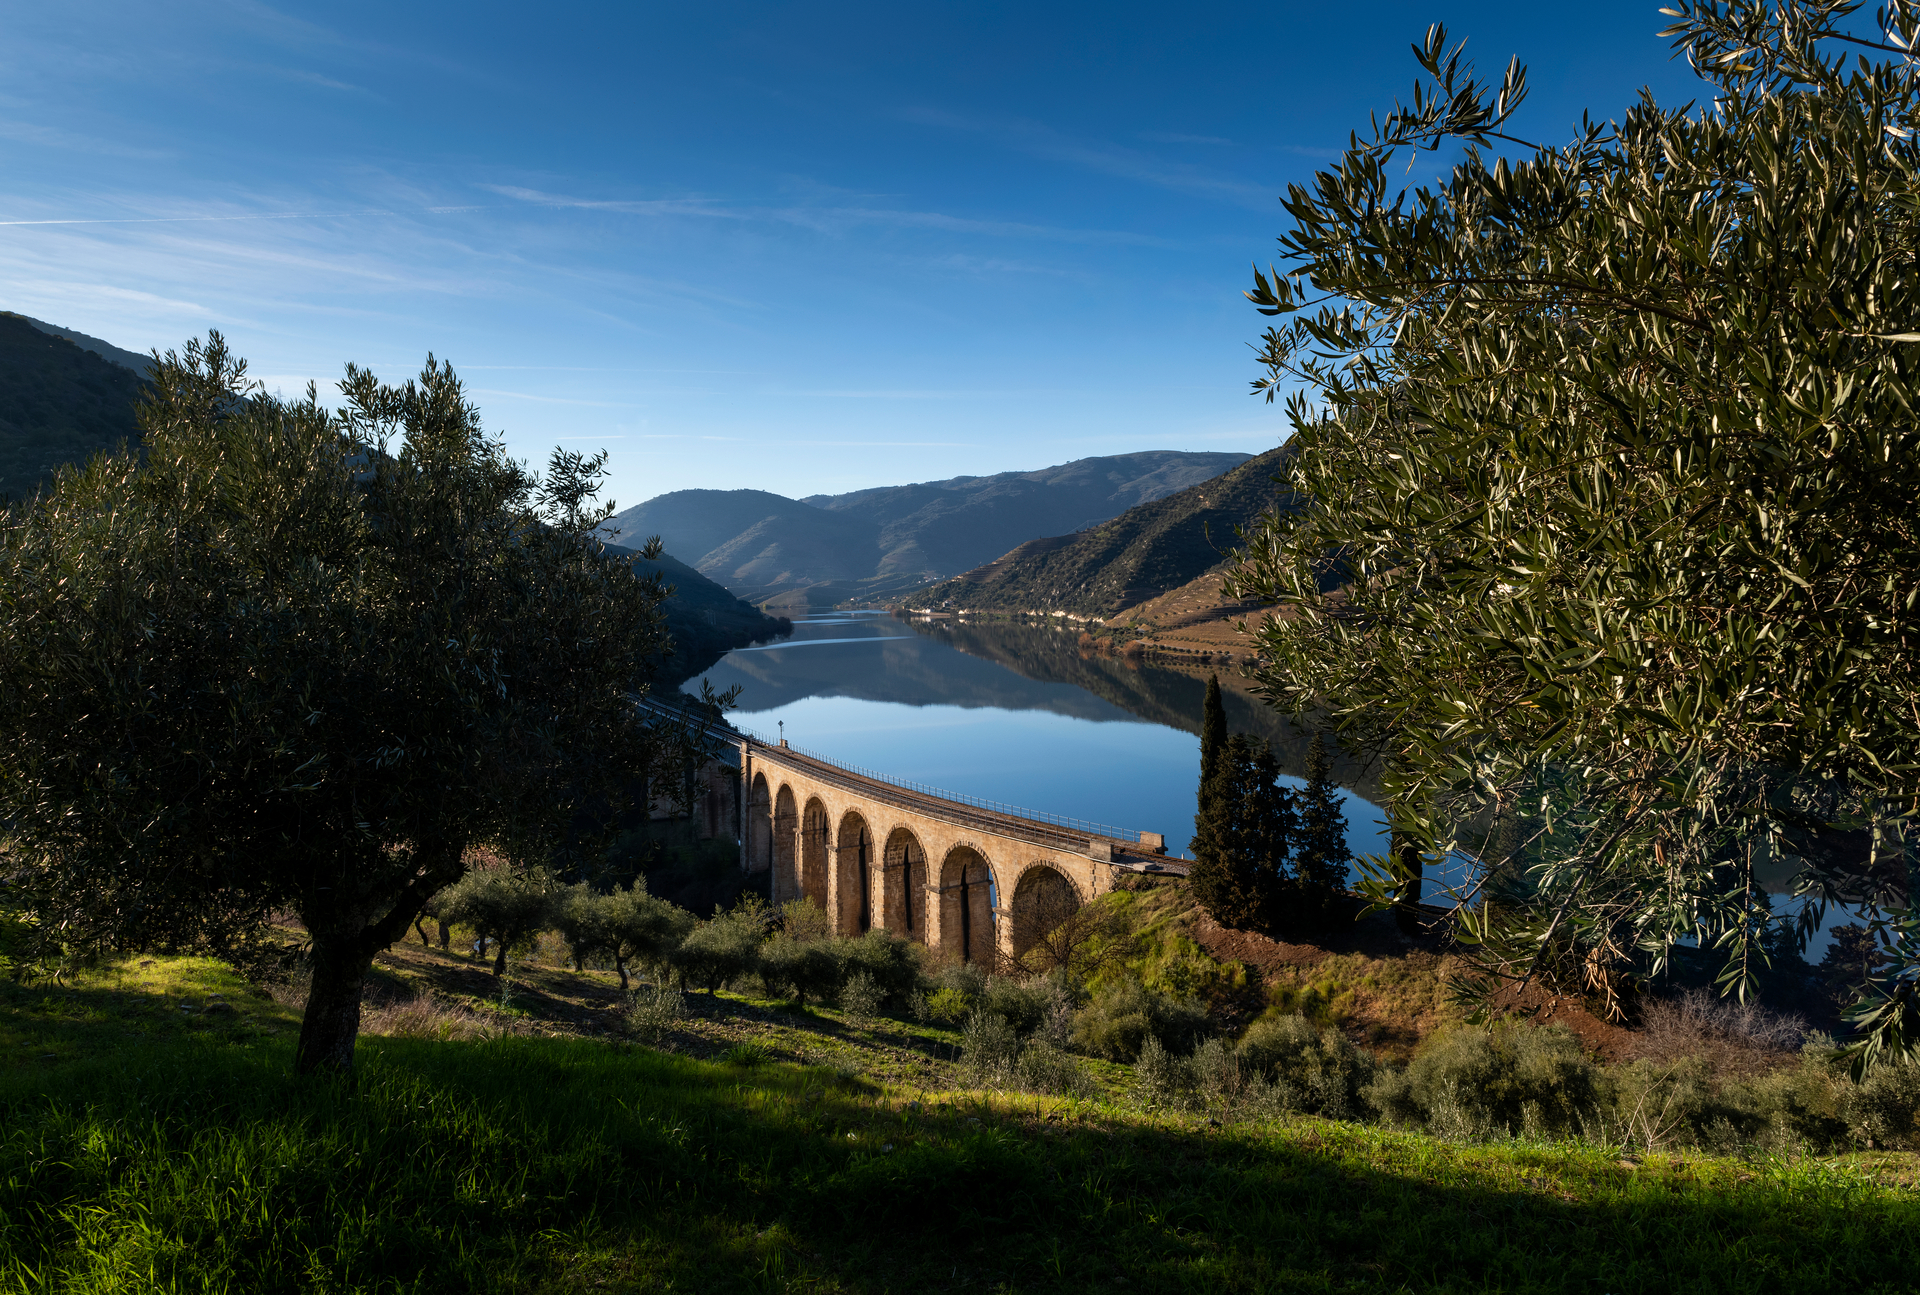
[
  {"left": 5, "top": 951, "right": 1918, "bottom": 1294},
  {"left": 912, "top": 445, "right": 1293, "bottom": 620}
]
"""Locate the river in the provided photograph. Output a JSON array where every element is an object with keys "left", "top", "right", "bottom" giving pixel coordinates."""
[{"left": 680, "top": 610, "right": 1394, "bottom": 878}]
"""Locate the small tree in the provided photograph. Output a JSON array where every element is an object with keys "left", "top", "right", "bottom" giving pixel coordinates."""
[
  {"left": 438, "top": 868, "right": 557, "bottom": 976},
  {"left": 554, "top": 882, "right": 691, "bottom": 989},
  {"left": 671, "top": 898, "right": 767, "bottom": 994},
  {"left": 761, "top": 936, "right": 843, "bottom": 1008}
]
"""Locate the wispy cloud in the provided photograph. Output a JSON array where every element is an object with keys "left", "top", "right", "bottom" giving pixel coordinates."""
[
  {"left": 769, "top": 204, "right": 1166, "bottom": 246},
  {"left": 480, "top": 184, "right": 745, "bottom": 219},
  {"left": 901, "top": 107, "right": 1270, "bottom": 205},
  {"left": 0, "top": 118, "right": 174, "bottom": 161},
  {"left": 1139, "top": 131, "right": 1234, "bottom": 146}
]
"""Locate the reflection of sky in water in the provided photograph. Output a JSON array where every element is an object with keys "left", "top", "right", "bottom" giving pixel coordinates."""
[
  {"left": 690, "top": 613, "right": 1390, "bottom": 867},
  {"left": 688, "top": 614, "right": 1869, "bottom": 958}
]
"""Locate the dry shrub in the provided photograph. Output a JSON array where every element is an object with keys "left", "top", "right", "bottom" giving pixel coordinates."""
[
  {"left": 360, "top": 995, "right": 501, "bottom": 1041},
  {"left": 1631, "top": 988, "right": 1805, "bottom": 1077}
]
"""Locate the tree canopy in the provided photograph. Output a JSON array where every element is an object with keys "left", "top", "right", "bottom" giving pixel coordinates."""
[
  {"left": 0, "top": 334, "right": 703, "bottom": 1073},
  {"left": 1227, "top": 0, "right": 1920, "bottom": 1060}
]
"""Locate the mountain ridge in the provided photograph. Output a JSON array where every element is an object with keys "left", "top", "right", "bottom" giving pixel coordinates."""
[
  {"left": 600, "top": 450, "right": 1251, "bottom": 607},
  {"left": 910, "top": 444, "right": 1295, "bottom": 620}
]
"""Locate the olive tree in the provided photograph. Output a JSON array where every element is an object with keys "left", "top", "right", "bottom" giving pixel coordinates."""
[
  {"left": 438, "top": 868, "right": 559, "bottom": 976},
  {"left": 0, "top": 333, "right": 700, "bottom": 1075},
  {"left": 1226, "top": 1, "right": 1920, "bottom": 1060},
  {"left": 553, "top": 881, "right": 692, "bottom": 989}
]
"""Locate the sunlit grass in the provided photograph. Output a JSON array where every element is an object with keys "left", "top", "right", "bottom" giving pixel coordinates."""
[{"left": 2, "top": 956, "right": 1918, "bottom": 1293}]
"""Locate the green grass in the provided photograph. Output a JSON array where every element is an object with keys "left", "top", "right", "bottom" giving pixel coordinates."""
[
  {"left": 3, "top": 957, "right": 1919, "bottom": 1293},
  {"left": 2, "top": 1035, "right": 1918, "bottom": 1293}
]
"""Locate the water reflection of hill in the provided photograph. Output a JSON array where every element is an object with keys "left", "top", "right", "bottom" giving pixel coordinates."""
[
  {"left": 688, "top": 618, "right": 1147, "bottom": 726},
  {"left": 907, "top": 618, "right": 1386, "bottom": 803}
]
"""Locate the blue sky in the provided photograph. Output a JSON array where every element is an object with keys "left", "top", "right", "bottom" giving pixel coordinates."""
[{"left": 1, "top": 1, "right": 1702, "bottom": 502}]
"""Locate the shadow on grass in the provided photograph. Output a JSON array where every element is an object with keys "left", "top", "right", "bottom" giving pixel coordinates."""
[{"left": 2, "top": 1032, "right": 1917, "bottom": 1294}]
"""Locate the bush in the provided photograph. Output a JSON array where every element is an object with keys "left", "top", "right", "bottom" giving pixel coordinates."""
[
  {"left": 1238, "top": 1014, "right": 1375, "bottom": 1120},
  {"left": 960, "top": 1010, "right": 1021, "bottom": 1084},
  {"left": 626, "top": 982, "right": 686, "bottom": 1043},
  {"left": 1132, "top": 1035, "right": 1196, "bottom": 1107},
  {"left": 979, "top": 976, "right": 1049, "bottom": 1037},
  {"left": 671, "top": 899, "right": 767, "bottom": 994},
  {"left": 839, "top": 972, "right": 883, "bottom": 1025},
  {"left": 759, "top": 937, "right": 841, "bottom": 1007},
  {"left": 1374, "top": 1024, "right": 1599, "bottom": 1140},
  {"left": 1070, "top": 976, "right": 1209, "bottom": 1063},
  {"left": 925, "top": 987, "right": 970, "bottom": 1023},
  {"left": 837, "top": 929, "right": 924, "bottom": 1009},
  {"left": 1011, "top": 1041, "right": 1097, "bottom": 1099},
  {"left": 1843, "top": 1058, "right": 1920, "bottom": 1151}
]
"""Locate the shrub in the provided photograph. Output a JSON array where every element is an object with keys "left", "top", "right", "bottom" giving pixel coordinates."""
[
  {"left": 759, "top": 937, "right": 841, "bottom": 1007},
  {"left": 1381, "top": 1024, "right": 1599, "bottom": 1139},
  {"left": 839, "top": 972, "right": 883, "bottom": 1025},
  {"left": 778, "top": 898, "right": 832, "bottom": 943},
  {"left": 1843, "top": 1059, "right": 1920, "bottom": 1151},
  {"left": 1070, "top": 976, "right": 1209, "bottom": 1063},
  {"left": 1132, "top": 1035, "right": 1196, "bottom": 1107},
  {"left": 838, "top": 929, "right": 924, "bottom": 1008},
  {"left": 1239, "top": 1013, "right": 1375, "bottom": 1120},
  {"left": 979, "top": 976, "right": 1049, "bottom": 1037},
  {"left": 1011, "top": 1041, "right": 1098, "bottom": 1099},
  {"left": 626, "top": 982, "right": 687, "bottom": 1043},
  {"left": 960, "top": 1010, "right": 1021, "bottom": 1084},
  {"left": 671, "top": 899, "right": 767, "bottom": 994},
  {"left": 924, "top": 986, "right": 971, "bottom": 1024}
]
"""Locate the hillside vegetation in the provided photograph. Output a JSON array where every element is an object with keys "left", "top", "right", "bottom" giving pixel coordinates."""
[
  {"left": 0, "top": 313, "right": 148, "bottom": 503},
  {"left": 604, "top": 542, "right": 789, "bottom": 684},
  {"left": 915, "top": 445, "right": 1292, "bottom": 620},
  {"left": 4, "top": 912, "right": 1918, "bottom": 1294},
  {"left": 599, "top": 451, "right": 1250, "bottom": 608}
]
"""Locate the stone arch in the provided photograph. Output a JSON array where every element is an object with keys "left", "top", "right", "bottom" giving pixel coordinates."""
[
  {"left": 800, "top": 796, "right": 831, "bottom": 911},
  {"left": 747, "top": 773, "right": 772, "bottom": 875},
  {"left": 938, "top": 845, "right": 998, "bottom": 965},
  {"left": 880, "top": 827, "right": 928, "bottom": 944},
  {"left": 772, "top": 784, "right": 798, "bottom": 903},
  {"left": 834, "top": 810, "right": 874, "bottom": 935},
  {"left": 1009, "top": 863, "right": 1083, "bottom": 962}
]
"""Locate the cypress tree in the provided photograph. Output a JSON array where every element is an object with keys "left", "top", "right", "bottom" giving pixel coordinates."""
[
  {"left": 1295, "top": 733, "right": 1354, "bottom": 892},
  {"left": 1191, "top": 733, "right": 1295, "bottom": 931},
  {"left": 1199, "top": 674, "right": 1227, "bottom": 790}
]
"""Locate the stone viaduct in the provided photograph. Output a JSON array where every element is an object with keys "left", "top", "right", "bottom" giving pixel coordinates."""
[{"left": 732, "top": 735, "right": 1180, "bottom": 967}]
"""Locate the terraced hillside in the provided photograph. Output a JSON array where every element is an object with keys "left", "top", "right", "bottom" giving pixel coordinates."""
[{"left": 913, "top": 444, "right": 1294, "bottom": 619}]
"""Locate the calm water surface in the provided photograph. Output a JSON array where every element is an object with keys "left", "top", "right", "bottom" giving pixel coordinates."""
[{"left": 684, "top": 611, "right": 1393, "bottom": 874}]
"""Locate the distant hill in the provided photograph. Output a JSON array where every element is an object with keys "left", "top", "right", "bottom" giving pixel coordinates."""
[
  {"left": 0, "top": 313, "right": 150, "bottom": 503},
  {"left": 603, "top": 541, "right": 790, "bottom": 683},
  {"left": 13, "top": 314, "right": 155, "bottom": 377},
  {"left": 912, "top": 444, "right": 1295, "bottom": 619},
  {"left": 599, "top": 450, "right": 1251, "bottom": 608}
]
